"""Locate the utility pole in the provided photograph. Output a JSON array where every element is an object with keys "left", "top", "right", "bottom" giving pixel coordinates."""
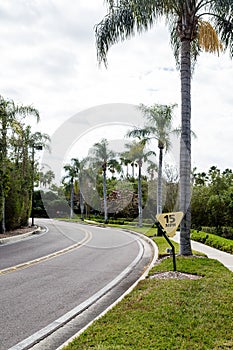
[{"left": 31, "top": 144, "right": 43, "bottom": 226}]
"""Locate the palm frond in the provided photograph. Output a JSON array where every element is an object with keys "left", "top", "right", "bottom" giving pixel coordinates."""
[
  {"left": 127, "top": 126, "right": 151, "bottom": 140},
  {"left": 213, "top": 14, "right": 233, "bottom": 56},
  {"left": 95, "top": 0, "right": 175, "bottom": 65}
]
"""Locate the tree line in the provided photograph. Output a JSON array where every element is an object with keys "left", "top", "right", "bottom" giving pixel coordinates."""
[
  {"left": 61, "top": 104, "right": 178, "bottom": 226},
  {"left": 192, "top": 166, "right": 233, "bottom": 238},
  {"left": 0, "top": 96, "right": 50, "bottom": 233},
  {"left": 60, "top": 159, "right": 233, "bottom": 239}
]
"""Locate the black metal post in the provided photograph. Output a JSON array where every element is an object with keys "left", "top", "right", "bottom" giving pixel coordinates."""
[
  {"left": 31, "top": 146, "right": 35, "bottom": 227},
  {"left": 31, "top": 144, "right": 43, "bottom": 227},
  {"left": 157, "top": 222, "right": 177, "bottom": 271}
]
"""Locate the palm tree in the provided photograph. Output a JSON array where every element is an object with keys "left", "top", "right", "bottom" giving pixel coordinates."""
[
  {"left": 147, "top": 160, "right": 158, "bottom": 181},
  {"left": 89, "top": 138, "right": 118, "bottom": 223},
  {"left": 28, "top": 130, "right": 50, "bottom": 226},
  {"left": 125, "top": 140, "right": 156, "bottom": 227},
  {"left": 128, "top": 103, "right": 177, "bottom": 216},
  {"left": 40, "top": 170, "right": 55, "bottom": 188},
  {"left": 63, "top": 158, "right": 81, "bottom": 219},
  {"left": 119, "top": 152, "right": 132, "bottom": 178},
  {"left": 76, "top": 158, "right": 89, "bottom": 221},
  {"left": 95, "top": 1, "right": 232, "bottom": 255},
  {"left": 0, "top": 96, "right": 40, "bottom": 233}
]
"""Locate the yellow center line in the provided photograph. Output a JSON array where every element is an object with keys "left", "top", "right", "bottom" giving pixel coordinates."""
[{"left": 0, "top": 228, "right": 92, "bottom": 276}]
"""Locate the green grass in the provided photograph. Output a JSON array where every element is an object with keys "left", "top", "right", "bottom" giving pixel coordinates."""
[
  {"left": 191, "top": 230, "right": 233, "bottom": 254},
  {"left": 58, "top": 218, "right": 233, "bottom": 255},
  {"left": 62, "top": 233, "right": 233, "bottom": 350}
]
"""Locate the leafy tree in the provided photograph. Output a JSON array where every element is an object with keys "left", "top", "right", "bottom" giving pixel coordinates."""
[
  {"left": 95, "top": 0, "right": 233, "bottom": 255},
  {"left": 191, "top": 166, "right": 233, "bottom": 234},
  {"left": 0, "top": 96, "right": 39, "bottom": 233}
]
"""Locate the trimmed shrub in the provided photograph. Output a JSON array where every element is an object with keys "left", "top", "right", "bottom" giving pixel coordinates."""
[{"left": 191, "top": 230, "right": 233, "bottom": 254}]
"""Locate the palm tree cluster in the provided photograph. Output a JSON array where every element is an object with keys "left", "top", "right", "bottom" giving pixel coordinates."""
[
  {"left": 127, "top": 104, "right": 178, "bottom": 215},
  {"left": 0, "top": 96, "right": 49, "bottom": 233},
  {"left": 62, "top": 106, "right": 178, "bottom": 227},
  {"left": 95, "top": 0, "right": 232, "bottom": 254}
]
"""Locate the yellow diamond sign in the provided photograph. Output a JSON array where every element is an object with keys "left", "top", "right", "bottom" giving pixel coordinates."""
[{"left": 156, "top": 212, "right": 183, "bottom": 237}]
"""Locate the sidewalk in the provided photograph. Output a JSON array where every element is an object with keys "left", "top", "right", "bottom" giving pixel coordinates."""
[{"left": 172, "top": 233, "right": 233, "bottom": 272}]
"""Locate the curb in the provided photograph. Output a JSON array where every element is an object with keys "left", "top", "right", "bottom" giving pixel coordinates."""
[{"left": 0, "top": 226, "right": 45, "bottom": 245}]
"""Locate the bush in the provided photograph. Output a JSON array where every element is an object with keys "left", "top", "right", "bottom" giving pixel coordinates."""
[
  {"left": 191, "top": 230, "right": 233, "bottom": 254},
  {"left": 202, "top": 226, "right": 233, "bottom": 239}
]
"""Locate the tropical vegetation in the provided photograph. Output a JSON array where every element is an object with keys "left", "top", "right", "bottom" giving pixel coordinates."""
[
  {"left": 0, "top": 95, "right": 46, "bottom": 233},
  {"left": 191, "top": 166, "right": 233, "bottom": 236},
  {"left": 95, "top": 0, "right": 233, "bottom": 255}
]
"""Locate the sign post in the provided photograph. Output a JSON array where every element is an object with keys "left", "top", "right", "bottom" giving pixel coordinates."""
[{"left": 156, "top": 212, "right": 183, "bottom": 271}]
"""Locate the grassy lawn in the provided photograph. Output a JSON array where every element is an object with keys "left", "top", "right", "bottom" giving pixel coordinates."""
[{"left": 62, "top": 231, "right": 233, "bottom": 350}]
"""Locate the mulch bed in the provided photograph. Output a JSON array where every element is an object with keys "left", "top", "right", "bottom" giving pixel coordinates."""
[
  {"left": 149, "top": 271, "right": 202, "bottom": 280},
  {"left": 0, "top": 226, "right": 37, "bottom": 238}
]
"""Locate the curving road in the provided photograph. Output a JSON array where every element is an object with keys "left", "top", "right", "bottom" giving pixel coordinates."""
[{"left": 0, "top": 219, "right": 155, "bottom": 350}]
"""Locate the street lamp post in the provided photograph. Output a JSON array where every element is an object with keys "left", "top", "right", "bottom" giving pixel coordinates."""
[{"left": 31, "top": 144, "right": 43, "bottom": 227}]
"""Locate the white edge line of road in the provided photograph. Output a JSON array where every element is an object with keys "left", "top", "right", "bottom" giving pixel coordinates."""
[
  {"left": 56, "top": 231, "right": 158, "bottom": 350},
  {"left": 8, "top": 230, "right": 158, "bottom": 350}
]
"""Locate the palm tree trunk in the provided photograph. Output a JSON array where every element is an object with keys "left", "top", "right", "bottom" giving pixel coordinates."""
[
  {"left": 103, "top": 169, "right": 108, "bottom": 223},
  {"left": 138, "top": 161, "right": 142, "bottom": 227},
  {"left": 179, "top": 38, "right": 192, "bottom": 256},
  {"left": 157, "top": 147, "right": 163, "bottom": 215}
]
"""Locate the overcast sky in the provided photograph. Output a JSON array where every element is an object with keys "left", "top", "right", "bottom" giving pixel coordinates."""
[{"left": 0, "top": 0, "right": 232, "bottom": 175}]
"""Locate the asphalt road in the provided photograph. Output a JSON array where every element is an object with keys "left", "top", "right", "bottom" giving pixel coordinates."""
[{"left": 0, "top": 219, "right": 155, "bottom": 349}]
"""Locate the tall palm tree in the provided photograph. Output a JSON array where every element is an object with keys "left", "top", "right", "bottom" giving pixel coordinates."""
[
  {"left": 128, "top": 103, "right": 177, "bottom": 215},
  {"left": 89, "top": 138, "right": 118, "bottom": 223},
  {"left": 0, "top": 96, "right": 40, "bottom": 233},
  {"left": 125, "top": 140, "right": 156, "bottom": 227},
  {"left": 95, "top": 1, "right": 232, "bottom": 255}
]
